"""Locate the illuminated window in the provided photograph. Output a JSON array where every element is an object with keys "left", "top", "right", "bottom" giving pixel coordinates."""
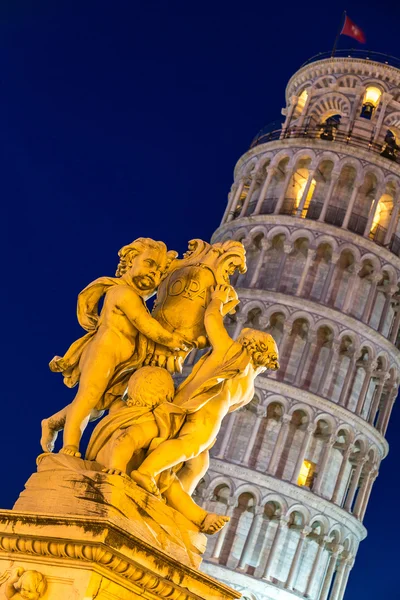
[
  {"left": 297, "top": 89, "right": 309, "bottom": 114},
  {"left": 295, "top": 174, "right": 316, "bottom": 212},
  {"left": 297, "top": 460, "right": 316, "bottom": 487},
  {"left": 361, "top": 86, "right": 382, "bottom": 120}
]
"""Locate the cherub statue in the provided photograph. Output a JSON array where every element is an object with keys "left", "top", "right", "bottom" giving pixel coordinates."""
[
  {"left": 41, "top": 237, "right": 190, "bottom": 458},
  {"left": 131, "top": 284, "right": 279, "bottom": 497},
  {"left": 86, "top": 284, "right": 279, "bottom": 534},
  {"left": 0, "top": 568, "right": 47, "bottom": 600}
]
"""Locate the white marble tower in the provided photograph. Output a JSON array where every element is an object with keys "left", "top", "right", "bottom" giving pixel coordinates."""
[{"left": 197, "top": 50, "right": 400, "bottom": 600}]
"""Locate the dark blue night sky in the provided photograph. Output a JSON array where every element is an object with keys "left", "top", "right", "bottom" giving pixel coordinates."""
[{"left": 2, "top": 1, "right": 399, "bottom": 598}]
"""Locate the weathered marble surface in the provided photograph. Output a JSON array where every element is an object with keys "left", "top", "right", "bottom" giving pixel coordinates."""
[{"left": 14, "top": 453, "right": 205, "bottom": 569}]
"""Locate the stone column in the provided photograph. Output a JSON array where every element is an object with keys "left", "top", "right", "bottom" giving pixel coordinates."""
[
  {"left": 211, "top": 499, "right": 237, "bottom": 560},
  {"left": 304, "top": 536, "right": 328, "bottom": 598},
  {"left": 384, "top": 195, "right": 400, "bottom": 244},
  {"left": 296, "top": 248, "right": 316, "bottom": 297},
  {"left": 372, "top": 92, "right": 392, "bottom": 142},
  {"left": 331, "top": 446, "right": 353, "bottom": 504},
  {"left": 368, "top": 373, "right": 389, "bottom": 425},
  {"left": 297, "top": 90, "right": 313, "bottom": 128},
  {"left": 250, "top": 238, "right": 272, "bottom": 287},
  {"left": 344, "top": 457, "right": 368, "bottom": 513},
  {"left": 318, "top": 545, "right": 343, "bottom": 600},
  {"left": 226, "top": 179, "right": 245, "bottom": 222},
  {"left": 342, "top": 264, "right": 362, "bottom": 314},
  {"left": 221, "top": 183, "right": 237, "bottom": 224},
  {"left": 318, "top": 171, "right": 340, "bottom": 222},
  {"left": 347, "top": 88, "right": 364, "bottom": 133},
  {"left": 254, "top": 167, "right": 277, "bottom": 215},
  {"left": 282, "top": 95, "right": 298, "bottom": 131},
  {"left": 233, "top": 315, "right": 247, "bottom": 340},
  {"left": 291, "top": 423, "right": 316, "bottom": 484},
  {"left": 294, "top": 332, "right": 315, "bottom": 387},
  {"left": 342, "top": 179, "right": 363, "bottom": 229},
  {"left": 274, "top": 165, "right": 294, "bottom": 214},
  {"left": 355, "top": 360, "right": 375, "bottom": 415},
  {"left": 313, "top": 434, "right": 336, "bottom": 495},
  {"left": 389, "top": 304, "right": 400, "bottom": 343},
  {"left": 339, "top": 351, "right": 357, "bottom": 407},
  {"left": 353, "top": 466, "right": 376, "bottom": 519},
  {"left": 330, "top": 553, "right": 351, "bottom": 600},
  {"left": 237, "top": 507, "right": 264, "bottom": 570},
  {"left": 276, "top": 242, "right": 293, "bottom": 285},
  {"left": 378, "top": 285, "right": 397, "bottom": 333},
  {"left": 320, "top": 252, "right": 340, "bottom": 304},
  {"left": 364, "top": 182, "right": 387, "bottom": 237},
  {"left": 268, "top": 414, "right": 292, "bottom": 475},
  {"left": 285, "top": 526, "right": 312, "bottom": 589},
  {"left": 243, "top": 407, "right": 266, "bottom": 465},
  {"left": 215, "top": 412, "right": 237, "bottom": 459},
  {"left": 240, "top": 172, "right": 259, "bottom": 218},
  {"left": 362, "top": 273, "right": 382, "bottom": 323},
  {"left": 296, "top": 167, "right": 317, "bottom": 217},
  {"left": 336, "top": 557, "right": 355, "bottom": 600},
  {"left": 261, "top": 517, "right": 289, "bottom": 580},
  {"left": 317, "top": 341, "right": 340, "bottom": 397},
  {"left": 381, "top": 387, "right": 397, "bottom": 435},
  {"left": 360, "top": 471, "right": 379, "bottom": 521}
]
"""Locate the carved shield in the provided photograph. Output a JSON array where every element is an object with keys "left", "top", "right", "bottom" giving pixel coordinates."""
[{"left": 152, "top": 264, "right": 216, "bottom": 342}]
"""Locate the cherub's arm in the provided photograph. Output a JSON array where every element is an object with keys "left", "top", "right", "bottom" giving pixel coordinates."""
[
  {"left": 204, "top": 285, "right": 238, "bottom": 351},
  {"left": 115, "top": 288, "right": 189, "bottom": 349}
]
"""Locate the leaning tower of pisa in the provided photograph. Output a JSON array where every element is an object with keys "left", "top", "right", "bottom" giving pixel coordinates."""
[{"left": 195, "top": 50, "right": 400, "bottom": 600}]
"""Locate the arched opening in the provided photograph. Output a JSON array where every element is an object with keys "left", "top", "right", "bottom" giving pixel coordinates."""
[
  {"left": 284, "top": 158, "right": 313, "bottom": 216},
  {"left": 279, "top": 237, "right": 309, "bottom": 295},
  {"left": 350, "top": 260, "right": 375, "bottom": 321},
  {"left": 256, "top": 234, "right": 286, "bottom": 290},
  {"left": 326, "top": 165, "right": 357, "bottom": 227},
  {"left": 348, "top": 172, "right": 377, "bottom": 235},
  {"left": 305, "top": 160, "right": 335, "bottom": 221},
  {"left": 381, "top": 128, "right": 400, "bottom": 161},
  {"left": 219, "top": 492, "right": 256, "bottom": 567},
  {"left": 360, "top": 86, "right": 382, "bottom": 119},
  {"left": 369, "top": 182, "right": 396, "bottom": 244},
  {"left": 328, "top": 429, "right": 352, "bottom": 501},
  {"left": 320, "top": 114, "right": 341, "bottom": 141},
  {"left": 249, "top": 402, "right": 284, "bottom": 471},
  {"left": 302, "top": 326, "right": 334, "bottom": 393},
  {"left": 262, "top": 157, "right": 291, "bottom": 214},
  {"left": 252, "top": 501, "right": 282, "bottom": 578},
  {"left": 326, "top": 336, "right": 355, "bottom": 403},
  {"left": 266, "top": 312, "right": 286, "bottom": 347},
  {"left": 346, "top": 347, "right": 372, "bottom": 413},
  {"left": 328, "top": 249, "right": 355, "bottom": 310},
  {"left": 278, "top": 318, "right": 309, "bottom": 383},
  {"left": 276, "top": 409, "right": 309, "bottom": 480},
  {"left": 295, "top": 89, "right": 309, "bottom": 117}
]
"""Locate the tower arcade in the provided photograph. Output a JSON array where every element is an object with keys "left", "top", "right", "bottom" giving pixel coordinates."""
[{"left": 196, "top": 51, "right": 400, "bottom": 600}]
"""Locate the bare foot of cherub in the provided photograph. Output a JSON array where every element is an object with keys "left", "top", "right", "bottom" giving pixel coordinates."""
[
  {"left": 60, "top": 445, "right": 81, "bottom": 458},
  {"left": 131, "top": 470, "right": 162, "bottom": 498},
  {"left": 201, "top": 513, "right": 230, "bottom": 535},
  {"left": 102, "top": 467, "right": 129, "bottom": 479},
  {"left": 40, "top": 418, "right": 60, "bottom": 453}
]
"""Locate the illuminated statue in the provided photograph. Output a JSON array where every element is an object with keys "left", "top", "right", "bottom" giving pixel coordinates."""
[
  {"left": 41, "top": 238, "right": 186, "bottom": 458},
  {"left": 86, "top": 284, "right": 279, "bottom": 533}
]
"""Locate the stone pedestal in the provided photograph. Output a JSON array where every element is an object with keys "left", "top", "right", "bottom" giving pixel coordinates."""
[{"left": 0, "top": 454, "right": 240, "bottom": 600}]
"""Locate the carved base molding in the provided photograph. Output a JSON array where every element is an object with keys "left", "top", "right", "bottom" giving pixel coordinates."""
[{"left": 0, "top": 510, "right": 240, "bottom": 600}]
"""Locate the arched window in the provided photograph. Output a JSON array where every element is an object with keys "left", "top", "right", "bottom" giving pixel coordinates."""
[
  {"left": 297, "top": 89, "right": 309, "bottom": 114},
  {"left": 360, "top": 86, "right": 382, "bottom": 120},
  {"left": 381, "top": 129, "right": 400, "bottom": 161}
]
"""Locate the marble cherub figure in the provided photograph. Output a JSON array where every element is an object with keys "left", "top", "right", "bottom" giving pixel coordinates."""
[
  {"left": 0, "top": 568, "right": 47, "bottom": 600},
  {"left": 130, "top": 284, "right": 279, "bottom": 497},
  {"left": 41, "top": 237, "right": 190, "bottom": 458}
]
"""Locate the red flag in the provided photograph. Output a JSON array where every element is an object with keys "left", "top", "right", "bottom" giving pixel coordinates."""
[{"left": 341, "top": 15, "right": 366, "bottom": 44}]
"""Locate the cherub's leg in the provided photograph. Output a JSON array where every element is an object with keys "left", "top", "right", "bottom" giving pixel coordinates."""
[
  {"left": 164, "top": 477, "right": 229, "bottom": 535},
  {"left": 178, "top": 449, "right": 210, "bottom": 496},
  {"left": 41, "top": 407, "right": 104, "bottom": 453},
  {"left": 131, "top": 416, "right": 213, "bottom": 494},
  {"left": 100, "top": 420, "right": 158, "bottom": 477},
  {"left": 62, "top": 351, "right": 119, "bottom": 456}
]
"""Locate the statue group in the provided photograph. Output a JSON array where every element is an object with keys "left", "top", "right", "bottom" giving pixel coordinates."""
[{"left": 38, "top": 237, "right": 279, "bottom": 538}]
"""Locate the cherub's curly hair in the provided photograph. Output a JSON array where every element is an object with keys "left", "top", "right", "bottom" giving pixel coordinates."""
[
  {"left": 14, "top": 571, "right": 47, "bottom": 597},
  {"left": 115, "top": 237, "right": 177, "bottom": 277},
  {"left": 127, "top": 366, "right": 175, "bottom": 409},
  {"left": 238, "top": 328, "right": 280, "bottom": 370}
]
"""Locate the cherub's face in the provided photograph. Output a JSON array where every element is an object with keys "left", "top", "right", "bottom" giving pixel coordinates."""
[{"left": 127, "top": 248, "right": 167, "bottom": 295}]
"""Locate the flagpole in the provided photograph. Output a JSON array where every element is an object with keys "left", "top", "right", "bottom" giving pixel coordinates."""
[{"left": 331, "top": 10, "right": 346, "bottom": 57}]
